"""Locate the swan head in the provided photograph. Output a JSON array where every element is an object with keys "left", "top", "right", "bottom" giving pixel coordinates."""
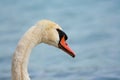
[{"left": 36, "top": 20, "right": 75, "bottom": 58}]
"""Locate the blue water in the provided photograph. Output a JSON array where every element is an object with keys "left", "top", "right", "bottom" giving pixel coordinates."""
[{"left": 0, "top": 0, "right": 120, "bottom": 80}]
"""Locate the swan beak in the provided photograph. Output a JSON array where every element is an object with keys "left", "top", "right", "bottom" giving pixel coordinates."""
[{"left": 58, "top": 36, "right": 76, "bottom": 58}]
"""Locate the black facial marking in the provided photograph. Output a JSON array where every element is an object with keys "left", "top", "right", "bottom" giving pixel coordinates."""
[{"left": 56, "top": 29, "right": 68, "bottom": 41}]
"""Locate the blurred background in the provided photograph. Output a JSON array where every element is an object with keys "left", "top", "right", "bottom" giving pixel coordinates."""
[{"left": 0, "top": 0, "right": 120, "bottom": 80}]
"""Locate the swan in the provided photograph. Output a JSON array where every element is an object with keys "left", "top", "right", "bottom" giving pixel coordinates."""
[{"left": 12, "top": 20, "right": 75, "bottom": 80}]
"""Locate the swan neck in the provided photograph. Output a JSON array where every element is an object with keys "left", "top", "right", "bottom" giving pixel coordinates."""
[{"left": 12, "top": 26, "right": 42, "bottom": 80}]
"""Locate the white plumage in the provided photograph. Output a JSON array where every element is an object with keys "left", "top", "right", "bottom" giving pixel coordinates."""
[{"left": 12, "top": 20, "right": 75, "bottom": 80}]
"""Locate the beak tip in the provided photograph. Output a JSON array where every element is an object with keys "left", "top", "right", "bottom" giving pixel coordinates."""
[
  {"left": 70, "top": 52, "right": 76, "bottom": 58},
  {"left": 72, "top": 54, "right": 75, "bottom": 58},
  {"left": 72, "top": 56, "right": 75, "bottom": 58}
]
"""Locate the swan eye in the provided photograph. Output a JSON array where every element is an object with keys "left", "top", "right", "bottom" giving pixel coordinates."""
[{"left": 56, "top": 29, "right": 68, "bottom": 41}]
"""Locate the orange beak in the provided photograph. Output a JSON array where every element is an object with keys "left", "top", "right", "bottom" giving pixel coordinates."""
[{"left": 58, "top": 36, "right": 76, "bottom": 58}]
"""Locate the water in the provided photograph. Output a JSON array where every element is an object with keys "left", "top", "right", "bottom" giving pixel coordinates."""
[{"left": 0, "top": 0, "right": 120, "bottom": 80}]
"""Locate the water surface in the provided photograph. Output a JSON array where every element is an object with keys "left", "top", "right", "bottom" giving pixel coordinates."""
[{"left": 0, "top": 0, "right": 120, "bottom": 80}]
